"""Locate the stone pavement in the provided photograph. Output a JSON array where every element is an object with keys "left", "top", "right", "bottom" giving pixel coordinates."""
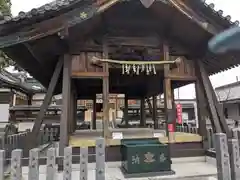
[{"left": 20, "top": 157, "right": 218, "bottom": 180}]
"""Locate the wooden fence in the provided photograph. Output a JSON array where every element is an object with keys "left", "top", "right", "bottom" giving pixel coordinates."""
[
  {"left": 175, "top": 126, "right": 199, "bottom": 134},
  {"left": 0, "top": 138, "right": 105, "bottom": 180},
  {"left": 0, "top": 128, "right": 58, "bottom": 158}
]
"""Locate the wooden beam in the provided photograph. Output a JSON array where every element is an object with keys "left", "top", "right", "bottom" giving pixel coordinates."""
[
  {"left": 0, "top": 3, "right": 99, "bottom": 48},
  {"left": 166, "top": 75, "right": 196, "bottom": 81},
  {"left": 59, "top": 54, "right": 72, "bottom": 156},
  {"left": 0, "top": 0, "right": 122, "bottom": 48},
  {"left": 29, "top": 57, "right": 63, "bottom": 147},
  {"left": 106, "top": 36, "right": 160, "bottom": 47},
  {"left": 71, "top": 72, "right": 108, "bottom": 78},
  {"left": 70, "top": 44, "right": 187, "bottom": 56},
  {"left": 168, "top": 0, "right": 217, "bottom": 34},
  {"left": 102, "top": 41, "right": 110, "bottom": 139},
  {"left": 195, "top": 80, "right": 208, "bottom": 150},
  {"left": 197, "top": 60, "right": 221, "bottom": 133},
  {"left": 198, "top": 60, "right": 231, "bottom": 137}
]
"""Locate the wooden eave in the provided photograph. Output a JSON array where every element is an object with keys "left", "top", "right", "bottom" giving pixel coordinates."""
[{"left": 0, "top": 0, "right": 237, "bottom": 92}]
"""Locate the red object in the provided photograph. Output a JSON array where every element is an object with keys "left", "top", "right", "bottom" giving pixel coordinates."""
[
  {"left": 128, "top": 100, "right": 136, "bottom": 105},
  {"left": 168, "top": 124, "right": 174, "bottom": 132},
  {"left": 176, "top": 103, "right": 182, "bottom": 124}
]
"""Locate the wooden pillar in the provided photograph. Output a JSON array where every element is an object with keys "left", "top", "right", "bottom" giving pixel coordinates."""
[
  {"left": 163, "top": 43, "right": 174, "bottom": 151},
  {"left": 102, "top": 41, "right": 110, "bottom": 138},
  {"left": 59, "top": 54, "right": 72, "bottom": 156},
  {"left": 140, "top": 97, "right": 146, "bottom": 127},
  {"left": 115, "top": 96, "right": 118, "bottom": 119},
  {"left": 69, "top": 86, "right": 77, "bottom": 133},
  {"left": 152, "top": 96, "right": 158, "bottom": 129},
  {"left": 73, "top": 92, "right": 77, "bottom": 132},
  {"left": 27, "top": 95, "right": 32, "bottom": 105},
  {"left": 146, "top": 98, "right": 153, "bottom": 116},
  {"left": 92, "top": 96, "right": 97, "bottom": 130},
  {"left": 69, "top": 87, "right": 73, "bottom": 133},
  {"left": 124, "top": 94, "right": 129, "bottom": 126}
]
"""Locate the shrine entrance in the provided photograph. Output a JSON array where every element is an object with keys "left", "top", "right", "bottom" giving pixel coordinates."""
[
  {"left": 68, "top": 0, "right": 202, "bottom": 161},
  {"left": 0, "top": 0, "right": 235, "bottom": 166}
]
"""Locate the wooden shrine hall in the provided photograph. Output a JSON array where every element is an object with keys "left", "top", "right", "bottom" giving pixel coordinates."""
[{"left": 0, "top": 0, "right": 239, "bottom": 158}]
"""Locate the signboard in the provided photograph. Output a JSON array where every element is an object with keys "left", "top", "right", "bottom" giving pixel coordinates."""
[
  {"left": 112, "top": 132, "right": 123, "bottom": 139},
  {"left": 96, "top": 99, "right": 116, "bottom": 103},
  {"left": 176, "top": 103, "right": 182, "bottom": 124},
  {"left": 128, "top": 100, "right": 137, "bottom": 105},
  {"left": 153, "top": 133, "right": 164, "bottom": 138}
]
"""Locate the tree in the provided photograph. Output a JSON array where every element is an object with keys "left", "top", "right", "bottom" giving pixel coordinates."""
[
  {"left": 0, "top": 0, "right": 12, "bottom": 69},
  {"left": 0, "top": 0, "right": 11, "bottom": 16}
]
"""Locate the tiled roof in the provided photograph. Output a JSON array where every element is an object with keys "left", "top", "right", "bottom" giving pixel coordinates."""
[
  {"left": 215, "top": 81, "right": 240, "bottom": 102},
  {"left": 200, "top": 0, "right": 239, "bottom": 26},
  {"left": 0, "top": 0, "right": 238, "bottom": 27},
  {"left": 0, "top": 0, "right": 83, "bottom": 24},
  {"left": 0, "top": 69, "right": 45, "bottom": 94}
]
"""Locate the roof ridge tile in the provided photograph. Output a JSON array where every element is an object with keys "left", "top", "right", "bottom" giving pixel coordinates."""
[{"left": 200, "top": 0, "right": 239, "bottom": 26}]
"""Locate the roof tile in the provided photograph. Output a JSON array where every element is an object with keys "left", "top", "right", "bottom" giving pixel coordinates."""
[
  {"left": 0, "top": 0, "right": 82, "bottom": 24},
  {"left": 0, "top": 0, "right": 238, "bottom": 26},
  {"left": 200, "top": 0, "right": 239, "bottom": 26}
]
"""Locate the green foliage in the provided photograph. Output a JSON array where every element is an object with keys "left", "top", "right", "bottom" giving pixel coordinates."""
[
  {"left": 0, "top": 51, "right": 15, "bottom": 68},
  {"left": 0, "top": 0, "right": 11, "bottom": 16}
]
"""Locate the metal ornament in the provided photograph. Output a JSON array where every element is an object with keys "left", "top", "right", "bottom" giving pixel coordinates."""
[
  {"left": 125, "top": 64, "right": 131, "bottom": 74},
  {"left": 153, "top": 65, "right": 156, "bottom": 75},
  {"left": 122, "top": 64, "right": 125, "bottom": 75},
  {"left": 133, "top": 64, "right": 136, "bottom": 73},
  {"left": 140, "top": 0, "right": 155, "bottom": 8},
  {"left": 149, "top": 64, "right": 152, "bottom": 72},
  {"left": 121, "top": 63, "right": 158, "bottom": 75},
  {"left": 141, "top": 64, "right": 145, "bottom": 72},
  {"left": 146, "top": 65, "right": 150, "bottom": 75},
  {"left": 136, "top": 65, "right": 140, "bottom": 75}
]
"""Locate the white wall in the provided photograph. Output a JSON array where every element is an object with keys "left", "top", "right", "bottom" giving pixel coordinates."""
[{"left": 0, "top": 104, "right": 9, "bottom": 122}]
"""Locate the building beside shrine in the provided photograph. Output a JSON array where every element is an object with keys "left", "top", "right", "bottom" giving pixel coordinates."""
[
  {"left": 215, "top": 81, "right": 240, "bottom": 128},
  {"left": 0, "top": 69, "right": 45, "bottom": 122}
]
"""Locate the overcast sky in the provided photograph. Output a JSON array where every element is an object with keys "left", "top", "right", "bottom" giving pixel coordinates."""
[{"left": 10, "top": 0, "right": 240, "bottom": 99}]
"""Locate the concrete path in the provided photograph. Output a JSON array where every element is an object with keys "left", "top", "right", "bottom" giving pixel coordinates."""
[{"left": 20, "top": 157, "right": 217, "bottom": 180}]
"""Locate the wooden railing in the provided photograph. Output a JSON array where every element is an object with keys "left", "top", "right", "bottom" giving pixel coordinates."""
[{"left": 0, "top": 138, "right": 105, "bottom": 180}]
